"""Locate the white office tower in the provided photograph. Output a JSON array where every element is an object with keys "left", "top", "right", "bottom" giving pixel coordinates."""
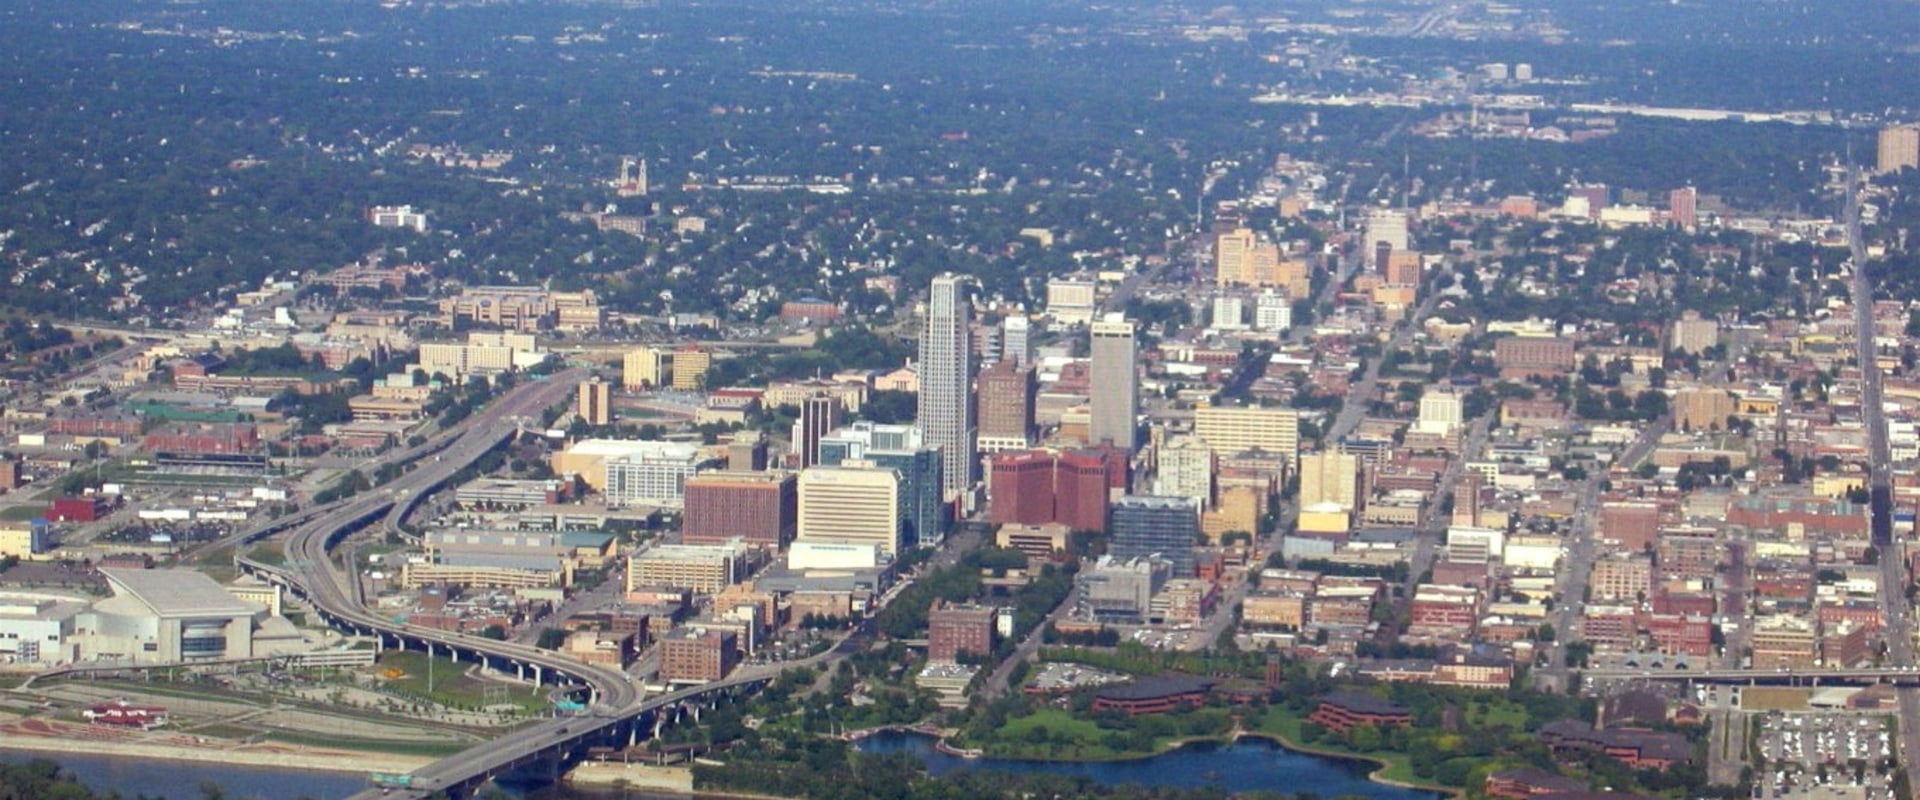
[
  {"left": 1002, "top": 316, "right": 1032, "bottom": 367},
  {"left": 1364, "top": 210, "right": 1411, "bottom": 252},
  {"left": 797, "top": 466, "right": 902, "bottom": 560},
  {"left": 1154, "top": 436, "right": 1215, "bottom": 506},
  {"left": 1211, "top": 294, "right": 1248, "bottom": 331},
  {"left": 1418, "top": 389, "right": 1464, "bottom": 433},
  {"left": 1089, "top": 314, "right": 1139, "bottom": 451},
  {"left": 1254, "top": 290, "right": 1293, "bottom": 332},
  {"left": 919, "top": 274, "right": 976, "bottom": 497}
]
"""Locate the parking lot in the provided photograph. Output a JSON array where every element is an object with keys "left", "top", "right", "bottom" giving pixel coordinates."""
[{"left": 1755, "top": 713, "right": 1896, "bottom": 800}]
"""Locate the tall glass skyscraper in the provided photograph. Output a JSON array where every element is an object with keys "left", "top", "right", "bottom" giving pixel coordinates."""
[
  {"left": 919, "top": 274, "right": 975, "bottom": 498},
  {"left": 1109, "top": 495, "right": 1201, "bottom": 577},
  {"left": 816, "top": 421, "right": 947, "bottom": 549},
  {"left": 1089, "top": 313, "right": 1138, "bottom": 450}
]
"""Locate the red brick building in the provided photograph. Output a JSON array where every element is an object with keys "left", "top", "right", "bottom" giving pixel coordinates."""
[
  {"left": 1493, "top": 337, "right": 1576, "bottom": 379},
  {"left": 1308, "top": 691, "right": 1413, "bottom": 733},
  {"left": 926, "top": 600, "right": 996, "bottom": 664},
  {"left": 142, "top": 424, "right": 259, "bottom": 455},
  {"left": 1598, "top": 501, "right": 1662, "bottom": 552},
  {"left": 986, "top": 448, "right": 1124, "bottom": 533},
  {"left": 1645, "top": 613, "right": 1712, "bottom": 657},
  {"left": 1726, "top": 495, "right": 1869, "bottom": 538},
  {"left": 681, "top": 471, "right": 797, "bottom": 547},
  {"left": 1538, "top": 720, "right": 1692, "bottom": 769},
  {"left": 1816, "top": 602, "right": 1883, "bottom": 633},
  {"left": 988, "top": 450, "right": 1057, "bottom": 526},
  {"left": 1090, "top": 676, "right": 1212, "bottom": 716},
  {"left": 976, "top": 361, "right": 1036, "bottom": 443},
  {"left": 659, "top": 629, "right": 739, "bottom": 684},
  {"left": 1651, "top": 591, "right": 1716, "bottom": 618},
  {"left": 1580, "top": 606, "right": 1637, "bottom": 650},
  {"left": 1484, "top": 769, "right": 1586, "bottom": 800},
  {"left": 779, "top": 299, "right": 842, "bottom": 324},
  {"left": 48, "top": 416, "right": 143, "bottom": 438},
  {"left": 1053, "top": 449, "right": 1117, "bottom": 533}
]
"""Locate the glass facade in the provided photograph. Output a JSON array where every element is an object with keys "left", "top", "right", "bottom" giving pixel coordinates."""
[{"left": 1108, "top": 495, "right": 1200, "bottom": 577}]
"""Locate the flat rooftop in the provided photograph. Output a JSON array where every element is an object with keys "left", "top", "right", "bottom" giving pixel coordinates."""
[{"left": 99, "top": 568, "right": 256, "bottom": 618}]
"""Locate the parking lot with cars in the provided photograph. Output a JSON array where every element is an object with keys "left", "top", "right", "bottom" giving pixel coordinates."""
[{"left": 1756, "top": 713, "right": 1896, "bottom": 800}]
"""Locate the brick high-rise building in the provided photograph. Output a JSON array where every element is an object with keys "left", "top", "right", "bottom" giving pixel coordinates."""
[
  {"left": 793, "top": 392, "right": 841, "bottom": 469},
  {"left": 578, "top": 378, "right": 612, "bottom": 426},
  {"left": 988, "top": 450, "right": 1056, "bottom": 526},
  {"left": 659, "top": 629, "right": 739, "bottom": 684},
  {"left": 1668, "top": 186, "right": 1698, "bottom": 230},
  {"left": 1879, "top": 124, "right": 1920, "bottom": 174},
  {"left": 976, "top": 360, "right": 1035, "bottom": 451},
  {"left": 681, "top": 471, "right": 797, "bottom": 547},
  {"left": 926, "top": 600, "right": 996, "bottom": 664},
  {"left": 986, "top": 447, "right": 1125, "bottom": 533},
  {"left": 1055, "top": 449, "right": 1117, "bottom": 533}
]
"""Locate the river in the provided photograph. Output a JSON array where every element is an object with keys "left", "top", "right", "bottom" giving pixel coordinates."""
[
  {"left": 852, "top": 730, "right": 1440, "bottom": 799},
  {"left": 0, "top": 751, "right": 369, "bottom": 800},
  {"left": 7, "top": 732, "right": 1442, "bottom": 799}
]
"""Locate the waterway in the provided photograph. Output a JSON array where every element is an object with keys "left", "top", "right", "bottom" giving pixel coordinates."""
[
  {"left": 7, "top": 731, "right": 1443, "bottom": 800},
  {"left": 0, "top": 751, "right": 369, "bottom": 799},
  {"left": 853, "top": 730, "right": 1441, "bottom": 799}
]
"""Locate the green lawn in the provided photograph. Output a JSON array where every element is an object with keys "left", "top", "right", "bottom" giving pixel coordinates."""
[
  {"left": 1466, "top": 699, "right": 1530, "bottom": 730},
  {"left": 969, "top": 706, "right": 1243, "bottom": 763},
  {"left": 263, "top": 730, "right": 471, "bottom": 758},
  {"left": 999, "top": 708, "right": 1106, "bottom": 743},
  {"left": 248, "top": 542, "right": 286, "bottom": 567},
  {"left": 1252, "top": 706, "right": 1445, "bottom": 790},
  {"left": 0, "top": 505, "right": 45, "bottom": 521},
  {"left": 192, "top": 544, "right": 239, "bottom": 582},
  {"left": 189, "top": 723, "right": 263, "bottom": 740},
  {"left": 374, "top": 651, "right": 547, "bottom": 714}
]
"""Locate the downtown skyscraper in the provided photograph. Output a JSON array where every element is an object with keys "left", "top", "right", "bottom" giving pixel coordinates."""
[
  {"left": 1089, "top": 313, "right": 1139, "bottom": 450},
  {"left": 919, "top": 274, "right": 975, "bottom": 499}
]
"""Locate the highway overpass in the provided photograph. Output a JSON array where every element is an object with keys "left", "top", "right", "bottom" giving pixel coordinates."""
[
  {"left": 217, "top": 369, "right": 837, "bottom": 799},
  {"left": 1584, "top": 666, "right": 1920, "bottom": 687}
]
